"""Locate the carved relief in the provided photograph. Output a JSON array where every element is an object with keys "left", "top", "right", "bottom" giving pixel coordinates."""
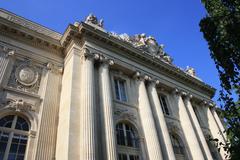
[
  {"left": 8, "top": 59, "right": 42, "bottom": 94},
  {"left": 2, "top": 99, "right": 36, "bottom": 112},
  {"left": 114, "top": 108, "right": 137, "bottom": 122},
  {"left": 7, "top": 99, "right": 36, "bottom": 112}
]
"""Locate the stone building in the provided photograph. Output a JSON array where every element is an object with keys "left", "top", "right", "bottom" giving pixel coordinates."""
[{"left": 0, "top": 9, "right": 227, "bottom": 160}]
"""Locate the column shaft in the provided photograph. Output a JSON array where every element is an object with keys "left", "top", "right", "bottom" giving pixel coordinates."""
[
  {"left": 184, "top": 98, "right": 213, "bottom": 160},
  {"left": 212, "top": 109, "right": 227, "bottom": 141},
  {"left": 138, "top": 80, "right": 163, "bottom": 160},
  {"left": 175, "top": 94, "right": 204, "bottom": 160},
  {"left": 204, "top": 106, "right": 227, "bottom": 159},
  {"left": 99, "top": 62, "right": 117, "bottom": 160},
  {"left": 80, "top": 56, "right": 96, "bottom": 160},
  {"left": 147, "top": 83, "right": 176, "bottom": 160}
]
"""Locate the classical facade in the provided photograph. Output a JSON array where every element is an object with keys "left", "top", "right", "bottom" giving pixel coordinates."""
[{"left": 0, "top": 9, "right": 227, "bottom": 160}]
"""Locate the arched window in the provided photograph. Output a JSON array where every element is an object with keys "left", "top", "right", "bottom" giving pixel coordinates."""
[
  {"left": 0, "top": 115, "right": 30, "bottom": 160},
  {"left": 116, "top": 122, "right": 140, "bottom": 160},
  {"left": 170, "top": 134, "right": 187, "bottom": 160}
]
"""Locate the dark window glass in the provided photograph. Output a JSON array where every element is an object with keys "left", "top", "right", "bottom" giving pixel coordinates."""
[
  {"left": 15, "top": 117, "right": 29, "bottom": 131},
  {"left": 118, "top": 153, "right": 128, "bottom": 160},
  {"left": 114, "top": 79, "right": 127, "bottom": 102},
  {"left": 0, "top": 132, "right": 9, "bottom": 158},
  {"left": 159, "top": 95, "right": 170, "bottom": 115},
  {"left": 116, "top": 123, "right": 139, "bottom": 148},
  {"left": 0, "top": 115, "right": 14, "bottom": 128},
  {"left": 129, "top": 155, "right": 139, "bottom": 160}
]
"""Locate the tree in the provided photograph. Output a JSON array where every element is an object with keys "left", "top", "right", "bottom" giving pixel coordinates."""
[{"left": 199, "top": 0, "right": 240, "bottom": 159}]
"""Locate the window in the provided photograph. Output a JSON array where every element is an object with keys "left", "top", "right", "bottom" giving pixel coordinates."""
[
  {"left": 170, "top": 134, "right": 186, "bottom": 160},
  {"left": 114, "top": 78, "right": 127, "bottom": 102},
  {"left": 158, "top": 94, "right": 170, "bottom": 115},
  {"left": 116, "top": 123, "right": 139, "bottom": 148},
  {"left": 206, "top": 139, "right": 219, "bottom": 160},
  {"left": 116, "top": 122, "right": 140, "bottom": 160},
  {"left": 0, "top": 115, "right": 30, "bottom": 160},
  {"left": 118, "top": 153, "right": 139, "bottom": 160}
]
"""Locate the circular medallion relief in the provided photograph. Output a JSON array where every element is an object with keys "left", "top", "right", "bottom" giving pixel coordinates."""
[{"left": 15, "top": 64, "right": 39, "bottom": 86}]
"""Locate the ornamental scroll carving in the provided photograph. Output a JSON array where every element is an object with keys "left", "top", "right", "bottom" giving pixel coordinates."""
[{"left": 8, "top": 59, "right": 42, "bottom": 94}]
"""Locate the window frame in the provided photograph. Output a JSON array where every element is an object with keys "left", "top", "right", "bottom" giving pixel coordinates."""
[
  {"left": 158, "top": 93, "right": 171, "bottom": 115},
  {"left": 113, "top": 77, "right": 128, "bottom": 102},
  {"left": 0, "top": 115, "right": 30, "bottom": 160}
]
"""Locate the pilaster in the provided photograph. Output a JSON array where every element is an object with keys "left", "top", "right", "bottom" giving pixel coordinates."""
[
  {"left": 35, "top": 63, "right": 62, "bottom": 160},
  {"left": 56, "top": 44, "right": 82, "bottom": 160}
]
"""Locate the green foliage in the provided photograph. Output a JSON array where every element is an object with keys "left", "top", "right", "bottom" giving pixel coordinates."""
[{"left": 200, "top": 0, "right": 240, "bottom": 159}]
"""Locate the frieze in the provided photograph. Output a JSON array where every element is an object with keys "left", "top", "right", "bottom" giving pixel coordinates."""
[{"left": 7, "top": 59, "right": 42, "bottom": 94}]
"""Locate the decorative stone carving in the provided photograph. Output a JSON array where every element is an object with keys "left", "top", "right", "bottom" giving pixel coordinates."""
[
  {"left": 15, "top": 64, "right": 39, "bottom": 86},
  {"left": 6, "top": 99, "right": 36, "bottom": 112},
  {"left": 109, "top": 32, "right": 173, "bottom": 64},
  {"left": 46, "top": 62, "right": 63, "bottom": 74},
  {"left": 85, "top": 13, "right": 104, "bottom": 28},
  {"left": 8, "top": 59, "right": 42, "bottom": 94},
  {"left": 114, "top": 108, "right": 137, "bottom": 122},
  {"left": 185, "top": 66, "right": 196, "bottom": 76}
]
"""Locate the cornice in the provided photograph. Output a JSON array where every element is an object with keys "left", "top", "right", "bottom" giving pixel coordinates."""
[
  {"left": 0, "top": 8, "right": 62, "bottom": 40},
  {"left": 61, "top": 22, "right": 215, "bottom": 97},
  {"left": 0, "top": 9, "right": 64, "bottom": 56}
]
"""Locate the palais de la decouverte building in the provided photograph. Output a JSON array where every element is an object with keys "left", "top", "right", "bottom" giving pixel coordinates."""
[{"left": 0, "top": 9, "right": 228, "bottom": 160}]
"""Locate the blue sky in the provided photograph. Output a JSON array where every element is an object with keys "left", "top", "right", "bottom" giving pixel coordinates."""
[{"left": 0, "top": 0, "right": 221, "bottom": 102}]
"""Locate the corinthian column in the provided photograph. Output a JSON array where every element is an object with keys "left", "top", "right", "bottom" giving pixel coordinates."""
[
  {"left": 137, "top": 74, "right": 163, "bottom": 160},
  {"left": 98, "top": 58, "right": 117, "bottom": 160},
  {"left": 211, "top": 107, "right": 227, "bottom": 141},
  {"left": 202, "top": 103, "right": 227, "bottom": 159},
  {"left": 183, "top": 95, "right": 213, "bottom": 160},
  {"left": 174, "top": 90, "right": 204, "bottom": 160},
  {"left": 80, "top": 49, "right": 97, "bottom": 160},
  {"left": 147, "top": 81, "right": 175, "bottom": 160}
]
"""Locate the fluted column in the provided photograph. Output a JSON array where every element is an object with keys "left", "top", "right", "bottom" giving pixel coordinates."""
[
  {"left": 202, "top": 103, "right": 227, "bottom": 159},
  {"left": 183, "top": 95, "right": 213, "bottom": 160},
  {"left": 137, "top": 74, "right": 163, "bottom": 160},
  {"left": 80, "top": 50, "right": 97, "bottom": 160},
  {"left": 211, "top": 107, "right": 227, "bottom": 141},
  {"left": 98, "top": 58, "right": 117, "bottom": 160},
  {"left": 174, "top": 90, "right": 204, "bottom": 160},
  {"left": 147, "top": 81, "right": 175, "bottom": 160}
]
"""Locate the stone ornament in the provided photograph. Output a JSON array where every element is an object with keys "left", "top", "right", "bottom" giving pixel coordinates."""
[
  {"left": 15, "top": 64, "right": 39, "bottom": 86},
  {"left": 8, "top": 59, "right": 42, "bottom": 94},
  {"left": 109, "top": 32, "right": 173, "bottom": 64},
  {"left": 6, "top": 99, "right": 36, "bottom": 112},
  {"left": 85, "top": 13, "right": 104, "bottom": 28},
  {"left": 185, "top": 66, "right": 196, "bottom": 76}
]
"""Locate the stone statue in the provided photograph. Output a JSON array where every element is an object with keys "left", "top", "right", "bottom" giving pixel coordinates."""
[
  {"left": 85, "top": 13, "right": 104, "bottom": 28},
  {"left": 185, "top": 66, "right": 196, "bottom": 76}
]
